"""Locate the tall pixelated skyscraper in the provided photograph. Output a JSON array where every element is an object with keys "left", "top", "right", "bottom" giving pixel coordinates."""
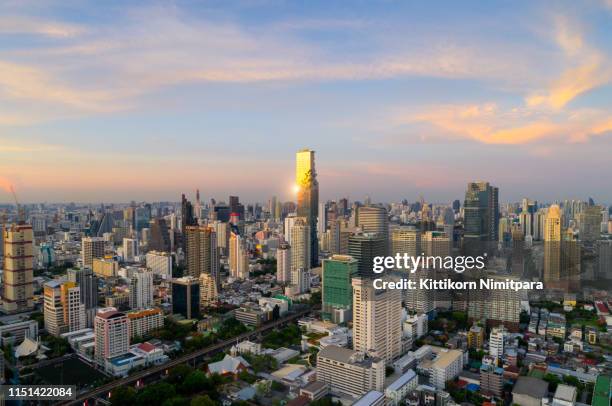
[
  {"left": 295, "top": 149, "right": 319, "bottom": 267},
  {"left": 463, "top": 181, "right": 499, "bottom": 255},
  {"left": 2, "top": 223, "right": 35, "bottom": 313}
]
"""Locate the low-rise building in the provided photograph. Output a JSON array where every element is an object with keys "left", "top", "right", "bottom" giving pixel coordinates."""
[
  {"left": 385, "top": 369, "right": 418, "bottom": 405},
  {"left": 316, "top": 345, "right": 385, "bottom": 400},
  {"left": 552, "top": 384, "right": 577, "bottom": 406}
]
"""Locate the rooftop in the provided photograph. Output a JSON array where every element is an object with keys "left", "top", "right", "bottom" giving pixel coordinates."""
[{"left": 512, "top": 376, "right": 548, "bottom": 399}]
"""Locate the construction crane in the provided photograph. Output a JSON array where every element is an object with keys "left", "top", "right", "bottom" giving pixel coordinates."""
[{"left": 9, "top": 185, "right": 25, "bottom": 224}]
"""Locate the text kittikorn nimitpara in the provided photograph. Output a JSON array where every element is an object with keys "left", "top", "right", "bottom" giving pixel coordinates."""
[{"left": 372, "top": 278, "right": 544, "bottom": 291}]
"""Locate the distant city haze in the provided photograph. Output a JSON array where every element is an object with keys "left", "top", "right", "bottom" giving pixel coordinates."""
[{"left": 1, "top": 1, "right": 612, "bottom": 203}]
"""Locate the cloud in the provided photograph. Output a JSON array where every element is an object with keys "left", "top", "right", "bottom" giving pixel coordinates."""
[
  {"left": 0, "top": 60, "right": 121, "bottom": 112},
  {"left": 526, "top": 16, "right": 611, "bottom": 109},
  {"left": 0, "top": 3, "right": 545, "bottom": 123},
  {"left": 394, "top": 102, "right": 612, "bottom": 145},
  {"left": 0, "top": 16, "right": 85, "bottom": 37}
]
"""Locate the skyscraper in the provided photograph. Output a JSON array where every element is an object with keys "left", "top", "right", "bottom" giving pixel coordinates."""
[
  {"left": 172, "top": 277, "right": 200, "bottom": 319},
  {"left": 67, "top": 267, "right": 99, "bottom": 327},
  {"left": 129, "top": 269, "right": 154, "bottom": 310},
  {"left": 348, "top": 233, "right": 386, "bottom": 278},
  {"left": 391, "top": 226, "right": 420, "bottom": 261},
  {"left": 356, "top": 205, "right": 389, "bottom": 253},
  {"left": 149, "top": 218, "right": 171, "bottom": 252},
  {"left": 181, "top": 193, "right": 195, "bottom": 231},
  {"left": 295, "top": 149, "right": 319, "bottom": 267},
  {"left": 229, "top": 230, "right": 249, "bottom": 279},
  {"left": 463, "top": 181, "right": 499, "bottom": 255},
  {"left": 95, "top": 307, "right": 129, "bottom": 365},
  {"left": 2, "top": 223, "right": 34, "bottom": 313},
  {"left": 544, "top": 205, "right": 562, "bottom": 287},
  {"left": 352, "top": 277, "right": 402, "bottom": 364},
  {"left": 322, "top": 255, "right": 358, "bottom": 323},
  {"left": 185, "top": 225, "right": 219, "bottom": 286},
  {"left": 276, "top": 243, "right": 291, "bottom": 283},
  {"left": 81, "top": 236, "right": 105, "bottom": 268},
  {"left": 43, "top": 280, "right": 86, "bottom": 336},
  {"left": 578, "top": 205, "right": 601, "bottom": 244},
  {"left": 289, "top": 217, "right": 311, "bottom": 272}
]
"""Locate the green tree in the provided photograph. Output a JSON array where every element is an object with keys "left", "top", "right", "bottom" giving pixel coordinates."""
[
  {"left": 191, "top": 395, "right": 216, "bottom": 406},
  {"left": 136, "top": 382, "right": 176, "bottom": 406},
  {"left": 167, "top": 364, "right": 194, "bottom": 384},
  {"left": 162, "top": 397, "right": 188, "bottom": 406},
  {"left": 110, "top": 386, "right": 137, "bottom": 406},
  {"left": 180, "top": 370, "right": 209, "bottom": 395}
]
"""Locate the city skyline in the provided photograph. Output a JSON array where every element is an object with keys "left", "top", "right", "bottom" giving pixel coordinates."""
[{"left": 1, "top": 1, "right": 612, "bottom": 203}]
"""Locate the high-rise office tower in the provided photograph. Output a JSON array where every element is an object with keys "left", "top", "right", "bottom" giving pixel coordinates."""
[
  {"left": 596, "top": 240, "right": 612, "bottom": 281},
  {"left": 2, "top": 223, "right": 35, "bottom": 313},
  {"left": 94, "top": 307, "right": 129, "bottom": 364},
  {"left": 295, "top": 149, "right": 319, "bottom": 267},
  {"left": 284, "top": 213, "right": 297, "bottom": 244},
  {"left": 544, "top": 205, "right": 562, "bottom": 287},
  {"left": 578, "top": 205, "right": 601, "bottom": 244},
  {"left": 67, "top": 267, "right": 99, "bottom": 327},
  {"left": 352, "top": 277, "right": 402, "bottom": 364},
  {"left": 171, "top": 277, "right": 200, "bottom": 319},
  {"left": 229, "top": 195, "right": 245, "bottom": 220},
  {"left": 43, "top": 280, "right": 86, "bottom": 336},
  {"left": 328, "top": 218, "right": 341, "bottom": 254},
  {"left": 356, "top": 205, "right": 389, "bottom": 253},
  {"left": 122, "top": 237, "right": 138, "bottom": 262},
  {"left": 81, "top": 236, "right": 105, "bottom": 268},
  {"left": 149, "top": 218, "right": 171, "bottom": 252},
  {"left": 229, "top": 230, "right": 249, "bottom": 280},
  {"left": 194, "top": 189, "right": 202, "bottom": 221},
  {"left": 463, "top": 181, "right": 499, "bottom": 255},
  {"left": 318, "top": 201, "right": 328, "bottom": 238},
  {"left": 423, "top": 231, "right": 451, "bottom": 259},
  {"left": 180, "top": 193, "right": 195, "bottom": 231},
  {"left": 276, "top": 243, "right": 291, "bottom": 283},
  {"left": 322, "top": 255, "right": 358, "bottom": 323},
  {"left": 348, "top": 233, "right": 386, "bottom": 278},
  {"left": 533, "top": 209, "right": 547, "bottom": 241},
  {"left": 269, "top": 196, "right": 277, "bottom": 219},
  {"left": 185, "top": 225, "right": 219, "bottom": 286},
  {"left": 391, "top": 226, "right": 420, "bottom": 267},
  {"left": 145, "top": 251, "right": 172, "bottom": 279},
  {"left": 289, "top": 217, "right": 311, "bottom": 272},
  {"left": 129, "top": 269, "right": 154, "bottom": 310}
]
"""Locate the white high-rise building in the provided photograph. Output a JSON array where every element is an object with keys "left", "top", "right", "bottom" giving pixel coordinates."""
[
  {"left": 229, "top": 232, "right": 249, "bottom": 280},
  {"left": 122, "top": 238, "right": 138, "bottom": 262},
  {"left": 290, "top": 217, "right": 311, "bottom": 272},
  {"left": 129, "top": 269, "right": 154, "bottom": 310},
  {"left": 276, "top": 243, "right": 291, "bottom": 283},
  {"left": 145, "top": 251, "right": 172, "bottom": 279},
  {"left": 284, "top": 213, "right": 298, "bottom": 245},
  {"left": 94, "top": 307, "right": 129, "bottom": 365},
  {"left": 489, "top": 326, "right": 506, "bottom": 359},
  {"left": 352, "top": 277, "right": 402, "bottom": 364}
]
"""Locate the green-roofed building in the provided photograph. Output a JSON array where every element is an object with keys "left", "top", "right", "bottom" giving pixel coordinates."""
[
  {"left": 592, "top": 375, "right": 611, "bottom": 406},
  {"left": 322, "top": 255, "right": 358, "bottom": 323}
]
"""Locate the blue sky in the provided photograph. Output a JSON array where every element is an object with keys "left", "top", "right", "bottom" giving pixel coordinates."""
[{"left": 1, "top": 0, "right": 611, "bottom": 204}]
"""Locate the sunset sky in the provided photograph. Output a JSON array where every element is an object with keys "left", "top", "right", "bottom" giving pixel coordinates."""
[{"left": 1, "top": 0, "right": 612, "bottom": 204}]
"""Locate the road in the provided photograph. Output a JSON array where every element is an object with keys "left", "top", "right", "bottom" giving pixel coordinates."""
[{"left": 59, "top": 308, "right": 311, "bottom": 406}]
